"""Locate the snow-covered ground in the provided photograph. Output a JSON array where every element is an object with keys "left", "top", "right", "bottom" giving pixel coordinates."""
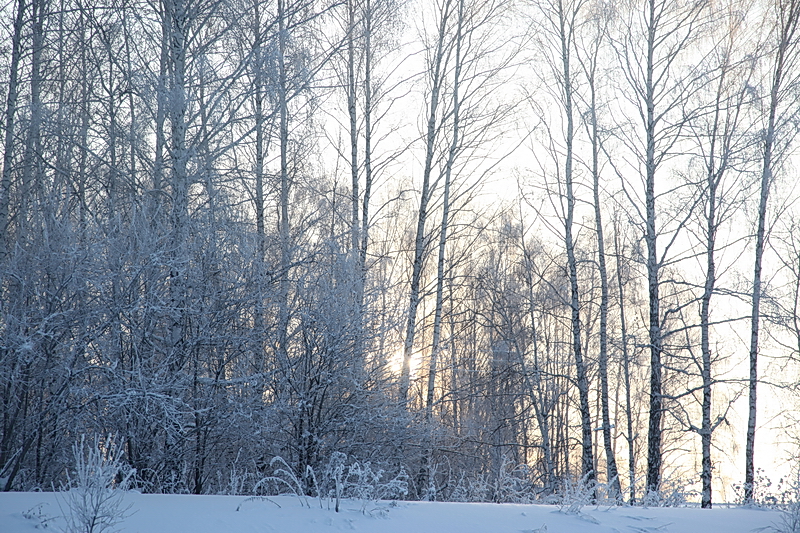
[{"left": 0, "top": 492, "right": 784, "bottom": 533}]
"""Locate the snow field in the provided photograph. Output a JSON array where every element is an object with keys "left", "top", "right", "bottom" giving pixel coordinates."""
[{"left": 0, "top": 492, "right": 784, "bottom": 533}]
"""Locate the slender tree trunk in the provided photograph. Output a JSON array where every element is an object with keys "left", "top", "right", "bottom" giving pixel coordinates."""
[
  {"left": 163, "top": 0, "right": 190, "bottom": 484},
  {"left": 346, "top": 0, "right": 368, "bottom": 368},
  {"left": 253, "top": 1, "right": 266, "bottom": 250},
  {"left": 523, "top": 252, "right": 556, "bottom": 492},
  {"left": 277, "top": 0, "right": 291, "bottom": 369},
  {"left": 167, "top": 0, "right": 189, "bottom": 370},
  {"left": 700, "top": 160, "right": 717, "bottom": 509},
  {"left": 643, "top": 0, "right": 664, "bottom": 496},
  {"left": 360, "top": 0, "right": 373, "bottom": 274},
  {"left": 555, "top": 0, "right": 594, "bottom": 484},
  {"left": 106, "top": 37, "right": 119, "bottom": 219},
  {"left": 123, "top": 8, "right": 137, "bottom": 189},
  {"left": 698, "top": 52, "right": 737, "bottom": 509},
  {"left": 426, "top": 0, "right": 463, "bottom": 425},
  {"left": 614, "top": 217, "right": 637, "bottom": 503},
  {"left": 0, "top": 0, "right": 27, "bottom": 258},
  {"left": 153, "top": 0, "right": 170, "bottom": 206},
  {"left": 251, "top": 0, "right": 269, "bottom": 377},
  {"left": 347, "top": 0, "right": 360, "bottom": 257},
  {"left": 357, "top": 0, "right": 374, "bottom": 375},
  {"left": 419, "top": 0, "right": 465, "bottom": 499},
  {"left": 20, "top": 0, "right": 45, "bottom": 243},
  {"left": 588, "top": 64, "right": 620, "bottom": 497},
  {"left": 0, "top": 3, "right": 31, "bottom": 486},
  {"left": 400, "top": 0, "right": 453, "bottom": 407},
  {"left": 745, "top": 0, "right": 798, "bottom": 502},
  {"left": 77, "top": 16, "right": 90, "bottom": 231}
]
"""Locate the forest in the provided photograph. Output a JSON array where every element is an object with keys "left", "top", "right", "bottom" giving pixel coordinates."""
[{"left": 0, "top": 0, "right": 799, "bottom": 511}]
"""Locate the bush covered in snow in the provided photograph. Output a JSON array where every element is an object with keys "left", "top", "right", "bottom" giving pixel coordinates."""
[{"left": 57, "top": 435, "right": 134, "bottom": 533}]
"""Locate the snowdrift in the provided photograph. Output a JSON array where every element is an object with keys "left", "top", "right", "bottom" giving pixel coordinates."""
[{"left": 0, "top": 492, "right": 782, "bottom": 533}]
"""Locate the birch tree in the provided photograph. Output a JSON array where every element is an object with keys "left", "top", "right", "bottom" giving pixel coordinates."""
[
  {"left": 611, "top": 0, "right": 710, "bottom": 496},
  {"left": 575, "top": 0, "right": 621, "bottom": 497},
  {"left": 744, "top": 0, "right": 800, "bottom": 504},
  {"left": 333, "top": 0, "right": 403, "bottom": 369},
  {"left": 531, "top": 0, "right": 596, "bottom": 486},
  {"left": 0, "top": 0, "right": 26, "bottom": 259},
  {"left": 398, "top": 0, "right": 453, "bottom": 408},
  {"left": 399, "top": 0, "right": 516, "bottom": 409},
  {"left": 682, "top": 2, "right": 759, "bottom": 507}
]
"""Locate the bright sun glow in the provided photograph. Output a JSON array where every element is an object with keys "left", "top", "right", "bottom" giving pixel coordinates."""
[{"left": 390, "top": 346, "right": 423, "bottom": 378}]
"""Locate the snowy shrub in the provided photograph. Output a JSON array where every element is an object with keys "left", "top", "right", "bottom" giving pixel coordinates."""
[
  {"left": 493, "top": 456, "right": 537, "bottom": 504},
  {"left": 766, "top": 472, "right": 800, "bottom": 533},
  {"left": 324, "top": 452, "right": 347, "bottom": 512},
  {"left": 594, "top": 476, "right": 622, "bottom": 505},
  {"left": 640, "top": 477, "right": 695, "bottom": 508},
  {"left": 252, "top": 456, "right": 312, "bottom": 508},
  {"left": 444, "top": 460, "right": 581, "bottom": 505},
  {"left": 324, "top": 454, "right": 408, "bottom": 513},
  {"left": 57, "top": 435, "right": 134, "bottom": 533},
  {"left": 558, "top": 474, "right": 597, "bottom": 515},
  {"left": 344, "top": 460, "right": 408, "bottom": 503},
  {"left": 446, "top": 472, "right": 491, "bottom": 503},
  {"left": 443, "top": 457, "right": 540, "bottom": 504},
  {"left": 217, "top": 466, "right": 262, "bottom": 496},
  {"left": 248, "top": 454, "right": 408, "bottom": 515},
  {"left": 772, "top": 501, "right": 800, "bottom": 533},
  {"left": 734, "top": 469, "right": 796, "bottom": 509}
]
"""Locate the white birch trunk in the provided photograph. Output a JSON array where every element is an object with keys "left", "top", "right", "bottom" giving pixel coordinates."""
[{"left": 745, "top": 0, "right": 799, "bottom": 503}]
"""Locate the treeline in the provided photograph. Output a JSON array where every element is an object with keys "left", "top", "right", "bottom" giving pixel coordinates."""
[{"left": 1, "top": 0, "right": 799, "bottom": 509}]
